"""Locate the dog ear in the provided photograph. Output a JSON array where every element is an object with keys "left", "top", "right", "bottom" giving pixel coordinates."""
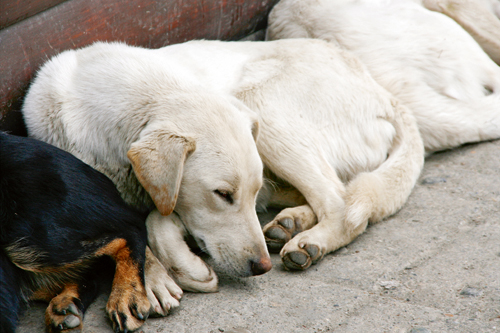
[{"left": 127, "top": 130, "right": 196, "bottom": 216}]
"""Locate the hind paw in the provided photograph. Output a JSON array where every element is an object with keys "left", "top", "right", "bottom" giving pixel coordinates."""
[
  {"left": 145, "top": 250, "right": 183, "bottom": 316},
  {"left": 45, "top": 295, "right": 83, "bottom": 333}
]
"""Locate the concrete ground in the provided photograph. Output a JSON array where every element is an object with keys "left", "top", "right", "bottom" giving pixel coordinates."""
[{"left": 17, "top": 140, "right": 500, "bottom": 332}]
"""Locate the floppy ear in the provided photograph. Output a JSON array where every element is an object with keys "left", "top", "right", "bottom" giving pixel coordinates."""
[{"left": 127, "top": 130, "right": 196, "bottom": 216}]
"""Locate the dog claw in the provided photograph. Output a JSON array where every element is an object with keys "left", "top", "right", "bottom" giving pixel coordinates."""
[
  {"left": 107, "top": 280, "right": 150, "bottom": 332},
  {"left": 131, "top": 303, "right": 149, "bottom": 322},
  {"left": 53, "top": 299, "right": 80, "bottom": 316},
  {"left": 67, "top": 303, "right": 80, "bottom": 316}
]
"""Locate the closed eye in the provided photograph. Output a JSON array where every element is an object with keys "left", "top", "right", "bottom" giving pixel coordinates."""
[{"left": 214, "top": 189, "right": 234, "bottom": 204}]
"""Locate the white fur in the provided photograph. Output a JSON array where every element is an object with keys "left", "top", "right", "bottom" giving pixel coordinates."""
[
  {"left": 22, "top": 39, "right": 423, "bottom": 293},
  {"left": 419, "top": 0, "right": 500, "bottom": 64},
  {"left": 267, "top": 0, "right": 500, "bottom": 152}
]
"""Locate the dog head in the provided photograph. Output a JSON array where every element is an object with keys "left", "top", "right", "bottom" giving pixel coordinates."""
[{"left": 127, "top": 94, "right": 271, "bottom": 277}]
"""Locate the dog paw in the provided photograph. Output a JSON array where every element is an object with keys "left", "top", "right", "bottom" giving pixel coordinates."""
[
  {"left": 45, "top": 295, "right": 83, "bottom": 333},
  {"left": 280, "top": 235, "right": 325, "bottom": 270},
  {"left": 145, "top": 258, "right": 183, "bottom": 317},
  {"left": 172, "top": 258, "right": 219, "bottom": 293},
  {"left": 106, "top": 282, "right": 150, "bottom": 332},
  {"left": 263, "top": 216, "right": 303, "bottom": 253}
]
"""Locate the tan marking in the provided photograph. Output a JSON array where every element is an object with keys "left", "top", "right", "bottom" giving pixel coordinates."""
[
  {"left": 31, "top": 287, "right": 60, "bottom": 302},
  {"left": 7, "top": 242, "right": 91, "bottom": 305},
  {"left": 5, "top": 241, "right": 92, "bottom": 277},
  {"left": 101, "top": 239, "right": 150, "bottom": 331},
  {"left": 4, "top": 242, "right": 46, "bottom": 271},
  {"left": 45, "top": 283, "right": 82, "bottom": 333},
  {"left": 95, "top": 238, "right": 127, "bottom": 256},
  {"left": 30, "top": 281, "right": 80, "bottom": 303}
]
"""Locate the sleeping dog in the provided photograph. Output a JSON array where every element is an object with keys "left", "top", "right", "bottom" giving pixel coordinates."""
[
  {"left": 267, "top": 0, "right": 500, "bottom": 152},
  {"left": 265, "top": 0, "right": 500, "bottom": 266},
  {"left": 418, "top": 0, "right": 500, "bottom": 65},
  {"left": 21, "top": 38, "right": 423, "bottom": 284},
  {"left": 0, "top": 132, "right": 150, "bottom": 332}
]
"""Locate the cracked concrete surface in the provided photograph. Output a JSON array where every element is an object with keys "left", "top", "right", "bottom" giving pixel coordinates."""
[{"left": 16, "top": 140, "right": 500, "bottom": 332}]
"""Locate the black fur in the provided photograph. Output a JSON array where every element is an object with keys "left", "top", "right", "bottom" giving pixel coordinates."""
[{"left": 0, "top": 131, "right": 148, "bottom": 333}]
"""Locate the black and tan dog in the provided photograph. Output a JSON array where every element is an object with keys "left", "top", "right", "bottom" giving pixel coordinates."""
[{"left": 0, "top": 131, "right": 150, "bottom": 333}]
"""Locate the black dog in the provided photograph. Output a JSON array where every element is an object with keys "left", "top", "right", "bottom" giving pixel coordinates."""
[{"left": 0, "top": 131, "right": 150, "bottom": 333}]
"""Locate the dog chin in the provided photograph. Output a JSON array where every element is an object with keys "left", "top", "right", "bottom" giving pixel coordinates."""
[
  {"left": 185, "top": 235, "right": 253, "bottom": 278},
  {"left": 205, "top": 256, "right": 254, "bottom": 278}
]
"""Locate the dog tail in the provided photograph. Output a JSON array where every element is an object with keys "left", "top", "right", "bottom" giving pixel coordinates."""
[{"left": 343, "top": 99, "right": 424, "bottom": 238}]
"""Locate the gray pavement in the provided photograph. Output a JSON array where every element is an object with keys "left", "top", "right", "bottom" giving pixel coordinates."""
[{"left": 17, "top": 140, "right": 500, "bottom": 332}]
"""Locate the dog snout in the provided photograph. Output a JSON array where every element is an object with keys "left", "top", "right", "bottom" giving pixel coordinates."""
[{"left": 250, "top": 256, "right": 272, "bottom": 276}]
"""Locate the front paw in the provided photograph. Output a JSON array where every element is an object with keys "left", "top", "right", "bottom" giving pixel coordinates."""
[
  {"left": 280, "top": 234, "right": 325, "bottom": 270},
  {"left": 263, "top": 216, "right": 303, "bottom": 253},
  {"left": 45, "top": 295, "right": 83, "bottom": 333},
  {"left": 106, "top": 282, "right": 150, "bottom": 332},
  {"left": 145, "top": 251, "right": 183, "bottom": 317}
]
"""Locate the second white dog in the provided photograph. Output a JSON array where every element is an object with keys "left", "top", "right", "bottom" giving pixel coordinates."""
[{"left": 267, "top": 0, "right": 500, "bottom": 153}]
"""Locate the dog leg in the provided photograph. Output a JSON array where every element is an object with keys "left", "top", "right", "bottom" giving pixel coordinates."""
[
  {"left": 276, "top": 172, "right": 389, "bottom": 270},
  {"left": 423, "top": 0, "right": 500, "bottom": 65},
  {"left": 277, "top": 183, "right": 351, "bottom": 270},
  {"left": 144, "top": 246, "right": 184, "bottom": 316},
  {"left": 259, "top": 103, "right": 423, "bottom": 270},
  {"left": 262, "top": 147, "right": 353, "bottom": 270},
  {"left": 95, "top": 238, "right": 150, "bottom": 332},
  {"left": 40, "top": 265, "right": 106, "bottom": 333},
  {"left": 44, "top": 283, "right": 84, "bottom": 333},
  {"left": 147, "top": 210, "right": 219, "bottom": 293},
  {"left": 263, "top": 205, "right": 317, "bottom": 253}
]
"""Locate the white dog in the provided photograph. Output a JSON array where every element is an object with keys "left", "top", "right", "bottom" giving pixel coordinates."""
[
  {"left": 22, "top": 41, "right": 271, "bottom": 315},
  {"left": 418, "top": 0, "right": 500, "bottom": 65},
  {"left": 22, "top": 38, "right": 423, "bottom": 309},
  {"left": 267, "top": 0, "right": 500, "bottom": 153}
]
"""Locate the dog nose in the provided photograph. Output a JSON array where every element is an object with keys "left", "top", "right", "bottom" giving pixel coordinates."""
[{"left": 250, "top": 256, "right": 273, "bottom": 275}]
